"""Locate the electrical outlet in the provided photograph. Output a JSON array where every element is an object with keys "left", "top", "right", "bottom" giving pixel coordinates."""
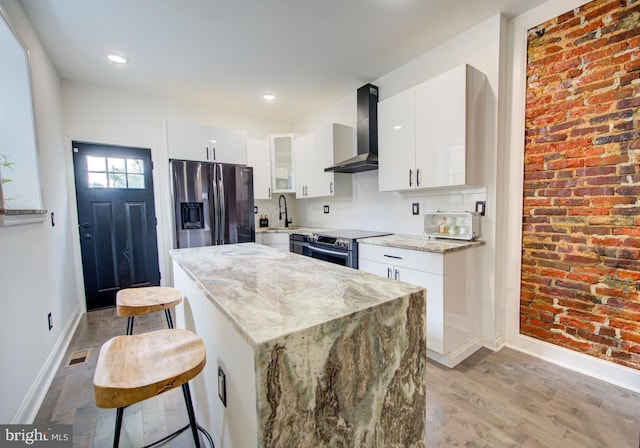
[
  {"left": 475, "top": 201, "right": 486, "bottom": 216},
  {"left": 412, "top": 203, "right": 419, "bottom": 215},
  {"left": 324, "top": 205, "right": 330, "bottom": 214},
  {"left": 254, "top": 206, "right": 258, "bottom": 214},
  {"left": 47, "top": 312, "right": 53, "bottom": 331},
  {"left": 218, "top": 367, "right": 227, "bottom": 407}
]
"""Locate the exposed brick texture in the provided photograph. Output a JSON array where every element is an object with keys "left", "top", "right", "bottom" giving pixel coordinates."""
[{"left": 522, "top": 0, "right": 640, "bottom": 370}]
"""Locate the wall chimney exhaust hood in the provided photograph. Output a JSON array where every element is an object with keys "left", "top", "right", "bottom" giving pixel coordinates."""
[{"left": 325, "top": 84, "right": 378, "bottom": 173}]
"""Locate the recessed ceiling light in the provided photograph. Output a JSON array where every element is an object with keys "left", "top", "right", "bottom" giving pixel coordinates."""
[
  {"left": 263, "top": 94, "right": 276, "bottom": 101},
  {"left": 393, "top": 125, "right": 402, "bottom": 130},
  {"left": 107, "top": 54, "right": 128, "bottom": 64}
]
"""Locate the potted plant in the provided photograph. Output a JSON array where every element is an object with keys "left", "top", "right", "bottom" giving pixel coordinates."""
[{"left": 0, "top": 153, "right": 15, "bottom": 209}]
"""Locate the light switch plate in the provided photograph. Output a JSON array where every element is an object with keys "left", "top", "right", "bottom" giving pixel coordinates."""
[
  {"left": 324, "top": 205, "right": 330, "bottom": 214},
  {"left": 412, "top": 203, "right": 419, "bottom": 215}
]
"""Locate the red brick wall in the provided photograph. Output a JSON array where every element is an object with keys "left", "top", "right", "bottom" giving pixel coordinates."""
[{"left": 521, "top": 0, "right": 640, "bottom": 370}]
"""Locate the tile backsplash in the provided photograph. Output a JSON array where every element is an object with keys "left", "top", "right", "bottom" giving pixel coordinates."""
[
  {"left": 256, "top": 171, "right": 486, "bottom": 235},
  {"left": 254, "top": 195, "right": 298, "bottom": 229}
]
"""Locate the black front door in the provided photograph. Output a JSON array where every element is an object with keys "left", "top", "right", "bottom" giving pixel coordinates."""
[{"left": 72, "top": 142, "right": 161, "bottom": 310}]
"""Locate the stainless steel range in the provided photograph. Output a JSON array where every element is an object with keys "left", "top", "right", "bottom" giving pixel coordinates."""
[{"left": 308, "top": 229, "right": 392, "bottom": 269}]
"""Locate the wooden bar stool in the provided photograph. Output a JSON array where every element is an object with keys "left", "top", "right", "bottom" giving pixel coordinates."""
[
  {"left": 116, "top": 286, "right": 183, "bottom": 335},
  {"left": 93, "top": 329, "right": 210, "bottom": 448}
]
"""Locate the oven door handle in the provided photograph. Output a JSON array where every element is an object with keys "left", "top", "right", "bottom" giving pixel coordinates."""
[{"left": 309, "top": 245, "right": 349, "bottom": 259}]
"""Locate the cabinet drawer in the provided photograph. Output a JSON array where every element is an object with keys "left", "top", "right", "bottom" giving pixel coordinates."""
[
  {"left": 358, "top": 243, "right": 443, "bottom": 275},
  {"left": 261, "top": 232, "right": 289, "bottom": 246}
]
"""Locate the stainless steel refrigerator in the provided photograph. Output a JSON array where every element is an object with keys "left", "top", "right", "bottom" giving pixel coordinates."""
[{"left": 170, "top": 159, "right": 255, "bottom": 248}]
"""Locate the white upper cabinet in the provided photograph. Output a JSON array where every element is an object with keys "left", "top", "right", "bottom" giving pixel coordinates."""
[
  {"left": 378, "top": 88, "right": 416, "bottom": 192},
  {"left": 271, "top": 134, "right": 295, "bottom": 194},
  {"left": 167, "top": 120, "right": 210, "bottom": 161},
  {"left": 209, "top": 126, "right": 247, "bottom": 165},
  {"left": 296, "top": 123, "right": 354, "bottom": 199},
  {"left": 246, "top": 138, "right": 272, "bottom": 200},
  {"left": 294, "top": 133, "right": 313, "bottom": 197},
  {"left": 378, "top": 64, "right": 484, "bottom": 192},
  {"left": 166, "top": 119, "right": 247, "bottom": 165},
  {"left": 415, "top": 65, "right": 469, "bottom": 188}
]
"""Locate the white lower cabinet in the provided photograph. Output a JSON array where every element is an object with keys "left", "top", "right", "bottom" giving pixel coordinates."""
[
  {"left": 358, "top": 243, "right": 483, "bottom": 368},
  {"left": 259, "top": 232, "right": 289, "bottom": 252}
]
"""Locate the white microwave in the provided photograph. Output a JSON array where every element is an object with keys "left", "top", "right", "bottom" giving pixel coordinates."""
[{"left": 424, "top": 211, "right": 481, "bottom": 241}]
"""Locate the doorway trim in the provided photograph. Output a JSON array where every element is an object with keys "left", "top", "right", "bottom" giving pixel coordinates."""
[{"left": 63, "top": 136, "right": 170, "bottom": 313}]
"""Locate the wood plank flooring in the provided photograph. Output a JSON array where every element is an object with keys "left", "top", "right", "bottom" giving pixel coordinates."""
[{"left": 35, "top": 308, "right": 640, "bottom": 447}]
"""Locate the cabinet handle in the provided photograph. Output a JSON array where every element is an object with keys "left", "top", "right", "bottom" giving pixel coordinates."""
[
  {"left": 213, "top": 147, "right": 216, "bottom": 160},
  {"left": 384, "top": 254, "right": 403, "bottom": 260},
  {"left": 409, "top": 169, "right": 413, "bottom": 187},
  {"left": 416, "top": 169, "right": 421, "bottom": 187},
  {"left": 206, "top": 147, "right": 209, "bottom": 160},
  {"left": 330, "top": 181, "right": 333, "bottom": 194},
  {"left": 268, "top": 187, "right": 271, "bottom": 198},
  {"left": 394, "top": 269, "right": 399, "bottom": 281},
  {"left": 387, "top": 267, "right": 392, "bottom": 279}
]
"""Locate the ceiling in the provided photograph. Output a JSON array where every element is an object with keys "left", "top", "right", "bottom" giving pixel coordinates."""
[{"left": 18, "top": 0, "right": 543, "bottom": 123}]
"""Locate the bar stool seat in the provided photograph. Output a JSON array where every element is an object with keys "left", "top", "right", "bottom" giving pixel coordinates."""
[
  {"left": 94, "top": 329, "right": 207, "bottom": 447},
  {"left": 116, "top": 286, "right": 183, "bottom": 335}
]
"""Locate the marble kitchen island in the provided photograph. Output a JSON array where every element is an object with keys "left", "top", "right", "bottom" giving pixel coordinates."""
[{"left": 170, "top": 243, "right": 426, "bottom": 448}]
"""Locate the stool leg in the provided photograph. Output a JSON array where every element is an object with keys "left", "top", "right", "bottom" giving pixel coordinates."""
[
  {"left": 181, "top": 383, "right": 201, "bottom": 448},
  {"left": 165, "top": 308, "right": 175, "bottom": 329},
  {"left": 126, "top": 316, "right": 134, "bottom": 335},
  {"left": 113, "top": 407, "right": 124, "bottom": 448}
]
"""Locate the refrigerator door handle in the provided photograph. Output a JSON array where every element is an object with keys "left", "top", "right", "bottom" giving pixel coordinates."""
[
  {"left": 218, "top": 165, "right": 226, "bottom": 244},
  {"left": 211, "top": 164, "right": 220, "bottom": 245}
]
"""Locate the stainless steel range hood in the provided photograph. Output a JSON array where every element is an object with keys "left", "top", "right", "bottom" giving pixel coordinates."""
[{"left": 325, "top": 84, "right": 378, "bottom": 173}]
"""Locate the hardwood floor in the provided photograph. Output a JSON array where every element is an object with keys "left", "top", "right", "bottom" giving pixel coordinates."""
[{"left": 35, "top": 309, "right": 640, "bottom": 447}]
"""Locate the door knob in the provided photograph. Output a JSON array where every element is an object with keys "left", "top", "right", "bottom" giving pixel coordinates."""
[
  {"left": 82, "top": 222, "right": 91, "bottom": 228},
  {"left": 84, "top": 233, "right": 93, "bottom": 240}
]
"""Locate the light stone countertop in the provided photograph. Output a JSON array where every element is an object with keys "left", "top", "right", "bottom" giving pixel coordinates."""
[
  {"left": 358, "top": 233, "right": 485, "bottom": 253},
  {"left": 255, "top": 226, "right": 327, "bottom": 235},
  {"left": 170, "top": 243, "right": 424, "bottom": 347}
]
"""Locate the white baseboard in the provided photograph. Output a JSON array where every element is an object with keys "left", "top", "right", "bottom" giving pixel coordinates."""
[
  {"left": 428, "top": 336, "right": 484, "bottom": 368},
  {"left": 506, "top": 334, "right": 640, "bottom": 394},
  {"left": 483, "top": 334, "right": 505, "bottom": 352},
  {"left": 12, "top": 305, "right": 82, "bottom": 423}
]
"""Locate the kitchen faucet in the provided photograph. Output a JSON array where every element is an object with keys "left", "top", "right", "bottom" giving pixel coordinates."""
[{"left": 278, "top": 195, "right": 292, "bottom": 228}]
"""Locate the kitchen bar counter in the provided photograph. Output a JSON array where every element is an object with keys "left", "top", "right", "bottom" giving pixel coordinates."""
[
  {"left": 170, "top": 243, "right": 422, "bottom": 346},
  {"left": 170, "top": 243, "right": 426, "bottom": 447},
  {"left": 359, "top": 233, "right": 484, "bottom": 253}
]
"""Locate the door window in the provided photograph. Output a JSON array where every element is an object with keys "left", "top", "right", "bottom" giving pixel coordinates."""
[{"left": 86, "top": 156, "right": 145, "bottom": 189}]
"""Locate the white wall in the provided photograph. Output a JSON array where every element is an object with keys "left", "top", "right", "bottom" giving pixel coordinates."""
[
  {"left": 0, "top": 0, "right": 83, "bottom": 423},
  {"left": 291, "top": 14, "right": 504, "bottom": 350},
  {"left": 61, "top": 81, "right": 292, "bottom": 284}
]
